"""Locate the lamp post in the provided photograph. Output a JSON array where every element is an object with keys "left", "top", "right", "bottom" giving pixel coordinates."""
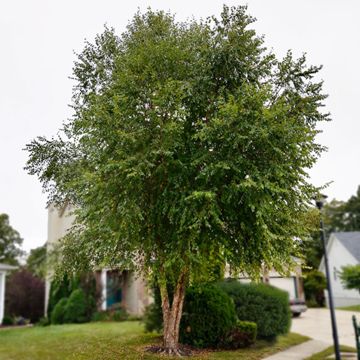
[{"left": 316, "top": 195, "right": 341, "bottom": 360}]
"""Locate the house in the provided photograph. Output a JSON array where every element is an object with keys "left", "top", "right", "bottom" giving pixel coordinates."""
[
  {"left": 235, "top": 261, "right": 307, "bottom": 316},
  {"left": 319, "top": 231, "right": 360, "bottom": 307},
  {"left": 45, "top": 204, "right": 152, "bottom": 316},
  {"left": 0, "top": 263, "right": 17, "bottom": 324}
]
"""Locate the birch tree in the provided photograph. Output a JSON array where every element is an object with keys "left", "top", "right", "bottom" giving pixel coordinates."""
[{"left": 26, "top": 6, "right": 328, "bottom": 354}]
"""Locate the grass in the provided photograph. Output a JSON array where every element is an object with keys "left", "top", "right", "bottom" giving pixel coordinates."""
[
  {"left": 0, "top": 321, "right": 309, "bottom": 360},
  {"left": 337, "top": 305, "right": 360, "bottom": 312},
  {"left": 304, "top": 345, "right": 357, "bottom": 360}
]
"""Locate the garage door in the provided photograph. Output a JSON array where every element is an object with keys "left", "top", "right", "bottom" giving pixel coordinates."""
[{"left": 269, "top": 277, "right": 297, "bottom": 299}]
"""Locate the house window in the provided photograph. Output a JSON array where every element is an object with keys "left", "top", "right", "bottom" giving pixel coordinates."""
[{"left": 333, "top": 267, "right": 337, "bottom": 281}]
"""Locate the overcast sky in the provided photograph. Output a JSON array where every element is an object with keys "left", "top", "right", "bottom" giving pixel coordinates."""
[{"left": 1, "top": 0, "right": 359, "bottom": 252}]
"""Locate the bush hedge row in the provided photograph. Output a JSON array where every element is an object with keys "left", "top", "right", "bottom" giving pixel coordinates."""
[{"left": 144, "top": 279, "right": 291, "bottom": 347}]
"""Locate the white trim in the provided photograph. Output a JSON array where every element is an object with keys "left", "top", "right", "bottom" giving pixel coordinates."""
[
  {"left": 0, "top": 264, "right": 17, "bottom": 271},
  {"left": 101, "top": 269, "right": 107, "bottom": 311},
  {"left": 0, "top": 272, "right": 5, "bottom": 324}
]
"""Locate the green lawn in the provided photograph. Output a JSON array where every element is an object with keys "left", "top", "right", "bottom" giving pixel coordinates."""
[
  {"left": 337, "top": 305, "right": 360, "bottom": 312},
  {"left": 304, "top": 345, "right": 357, "bottom": 360},
  {"left": 0, "top": 321, "right": 309, "bottom": 360}
]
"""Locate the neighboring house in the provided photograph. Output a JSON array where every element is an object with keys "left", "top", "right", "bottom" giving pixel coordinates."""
[
  {"left": 45, "top": 204, "right": 152, "bottom": 316},
  {"left": 0, "top": 263, "right": 17, "bottom": 324},
  {"left": 319, "top": 232, "right": 360, "bottom": 307},
  {"left": 236, "top": 261, "right": 305, "bottom": 300}
]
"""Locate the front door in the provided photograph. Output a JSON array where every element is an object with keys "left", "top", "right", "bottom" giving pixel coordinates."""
[{"left": 106, "top": 271, "right": 122, "bottom": 308}]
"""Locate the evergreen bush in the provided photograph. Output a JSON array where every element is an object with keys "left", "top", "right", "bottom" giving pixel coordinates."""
[
  {"left": 180, "top": 284, "right": 237, "bottom": 348},
  {"left": 1, "top": 316, "right": 14, "bottom": 326},
  {"left": 222, "top": 320, "right": 257, "bottom": 349},
  {"left": 303, "top": 270, "right": 326, "bottom": 307},
  {"left": 51, "top": 298, "right": 68, "bottom": 324},
  {"left": 64, "top": 289, "right": 88, "bottom": 323},
  {"left": 219, "top": 280, "right": 291, "bottom": 339}
]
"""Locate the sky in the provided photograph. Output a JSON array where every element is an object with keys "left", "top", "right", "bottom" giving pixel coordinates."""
[{"left": 0, "top": 0, "right": 359, "bottom": 252}]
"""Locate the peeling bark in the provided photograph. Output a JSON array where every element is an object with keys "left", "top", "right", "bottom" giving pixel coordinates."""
[{"left": 158, "top": 269, "right": 188, "bottom": 354}]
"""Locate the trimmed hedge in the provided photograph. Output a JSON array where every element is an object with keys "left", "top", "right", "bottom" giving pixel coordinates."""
[
  {"left": 218, "top": 280, "right": 291, "bottom": 339},
  {"left": 180, "top": 284, "right": 237, "bottom": 348}
]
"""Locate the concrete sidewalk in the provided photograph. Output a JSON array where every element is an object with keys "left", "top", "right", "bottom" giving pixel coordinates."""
[{"left": 262, "top": 339, "right": 329, "bottom": 360}]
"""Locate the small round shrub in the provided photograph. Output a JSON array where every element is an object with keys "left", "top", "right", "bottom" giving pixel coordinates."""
[
  {"left": 36, "top": 317, "right": 50, "bottom": 327},
  {"left": 64, "top": 289, "right": 88, "bottom": 323},
  {"left": 91, "top": 311, "right": 110, "bottom": 322},
  {"left": 1, "top": 316, "right": 14, "bottom": 326},
  {"left": 180, "top": 284, "right": 237, "bottom": 348},
  {"left": 51, "top": 298, "right": 68, "bottom": 324},
  {"left": 218, "top": 280, "right": 291, "bottom": 340},
  {"left": 222, "top": 320, "right": 257, "bottom": 349},
  {"left": 112, "top": 308, "right": 128, "bottom": 322}
]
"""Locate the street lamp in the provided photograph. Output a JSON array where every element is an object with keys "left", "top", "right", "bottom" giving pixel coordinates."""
[{"left": 316, "top": 194, "right": 341, "bottom": 360}]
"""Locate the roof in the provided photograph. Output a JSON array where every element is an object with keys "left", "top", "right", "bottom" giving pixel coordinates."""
[
  {"left": 0, "top": 263, "right": 18, "bottom": 271},
  {"left": 333, "top": 232, "right": 360, "bottom": 262}
]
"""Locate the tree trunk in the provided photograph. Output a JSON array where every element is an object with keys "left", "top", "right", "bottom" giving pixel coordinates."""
[{"left": 159, "top": 269, "right": 187, "bottom": 355}]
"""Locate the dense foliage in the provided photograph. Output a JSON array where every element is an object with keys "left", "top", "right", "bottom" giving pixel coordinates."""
[
  {"left": 26, "top": 245, "right": 47, "bottom": 279},
  {"left": 219, "top": 280, "right": 291, "bottom": 339},
  {"left": 91, "top": 308, "right": 129, "bottom": 322},
  {"left": 324, "top": 186, "right": 360, "bottom": 233},
  {"left": 48, "top": 273, "right": 98, "bottom": 319},
  {"left": 223, "top": 320, "right": 257, "bottom": 349},
  {"left": 25, "top": 6, "right": 328, "bottom": 350},
  {"left": 0, "top": 214, "right": 23, "bottom": 265},
  {"left": 303, "top": 270, "right": 326, "bottom": 307},
  {"left": 144, "top": 283, "right": 261, "bottom": 349},
  {"left": 51, "top": 298, "right": 68, "bottom": 324},
  {"left": 339, "top": 265, "right": 360, "bottom": 293},
  {"left": 5, "top": 269, "right": 45, "bottom": 323},
  {"left": 180, "top": 284, "right": 237, "bottom": 348},
  {"left": 64, "top": 289, "right": 88, "bottom": 323},
  {"left": 302, "top": 186, "right": 360, "bottom": 271},
  {"left": 143, "top": 286, "right": 163, "bottom": 333}
]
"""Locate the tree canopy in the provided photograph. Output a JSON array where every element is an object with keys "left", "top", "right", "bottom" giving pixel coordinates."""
[
  {"left": 340, "top": 264, "right": 360, "bottom": 293},
  {"left": 25, "top": 6, "right": 328, "bottom": 351},
  {"left": 323, "top": 186, "right": 360, "bottom": 233},
  {"left": 0, "top": 213, "right": 23, "bottom": 265},
  {"left": 26, "top": 244, "right": 47, "bottom": 279}
]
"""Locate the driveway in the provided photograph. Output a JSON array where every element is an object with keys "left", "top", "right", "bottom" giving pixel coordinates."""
[{"left": 291, "top": 308, "right": 357, "bottom": 347}]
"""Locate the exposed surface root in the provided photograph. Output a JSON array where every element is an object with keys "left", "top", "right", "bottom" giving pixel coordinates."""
[{"left": 145, "top": 345, "right": 192, "bottom": 357}]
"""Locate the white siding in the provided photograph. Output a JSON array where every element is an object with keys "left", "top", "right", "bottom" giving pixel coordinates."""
[{"left": 323, "top": 237, "right": 360, "bottom": 307}]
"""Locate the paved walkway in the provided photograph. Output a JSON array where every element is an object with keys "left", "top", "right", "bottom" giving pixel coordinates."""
[
  {"left": 264, "top": 308, "right": 358, "bottom": 359},
  {"left": 291, "top": 308, "right": 356, "bottom": 347},
  {"left": 263, "top": 340, "right": 329, "bottom": 360}
]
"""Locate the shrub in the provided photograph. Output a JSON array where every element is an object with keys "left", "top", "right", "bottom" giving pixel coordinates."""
[
  {"left": 143, "top": 303, "right": 163, "bottom": 333},
  {"left": 91, "top": 311, "right": 110, "bottom": 322},
  {"left": 143, "top": 285, "right": 163, "bottom": 333},
  {"left": 91, "top": 307, "right": 128, "bottom": 322},
  {"left": 48, "top": 273, "right": 98, "bottom": 319},
  {"left": 5, "top": 269, "right": 45, "bottom": 323},
  {"left": 303, "top": 270, "right": 326, "bottom": 307},
  {"left": 36, "top": 317, "right": 50, "bottom": 327},
  {"left": 180, "top": 284, "right": 237, "bottom": 348},
  {"left": 222, "top": 320, "right": 257, "bottom": 349},
  {"left": 51, "top": 298, "right": 68, "bottom": 324},
  {"left": 64, "top": 289, "right": 88, "bottom": 323},
  {"left": 1, "top": 316, "right": 14, "bottom": 326},
  {"left": 219, "top": 280, "right": 291, "bottom": 340},
  {"left": 113, "top": 308, "right": 128, "bottom": 322}
]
